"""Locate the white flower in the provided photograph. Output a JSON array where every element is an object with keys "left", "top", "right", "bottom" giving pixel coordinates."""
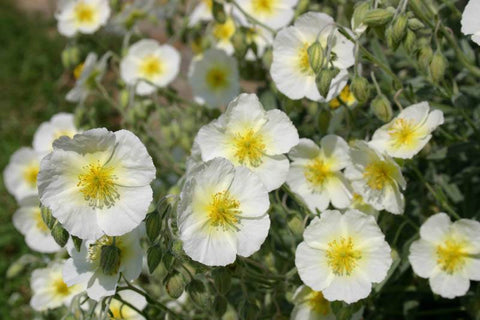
[
  {"left": 270, "top": 12, "right": 354, "bottom": 101},
  {"left": 345, "top": 141, "right": 406, "bottom": 215},
  {"left": 120, "top": 39, "right": 181, "bottom": 96},
  {"left": 30, "top": 260, "right": 85, "bottom": 311},
  {"left": 67, "top": 52, "right": 110, "bottom": 103},
  {"left": 461, "top": 0, "right": 480, "bottom": 45},
  {"left": 33, "top": 113, "right": 79, "bottom": 154},
  {"left": 295, "top": 209, "right": 392, "bottom": 303},
  {"left": 63, "top": 227, "right": 143, "bottom": 301},
  {"left": 286, "top": 136, "right": 352, "bottom": 213},
  {"left": 210, "top": 17, "right": 236, "bottom": 55},
  {"left": 188, "top": 49, "right": 240, "bottom": 108},
  {"left": 409, "top": 213, "right": 480, "bottom": 299},
  {"left": 195, "top": 93, "right": 299, "bottom": 191},
  {"left": 12, "top": 196, "right": 61, "bottom": 253},
  {"left": 56, "top": 0, "right": 111, "bottom": 37},
  {"left": 102, "top": 289, "right": 147, "bottom": 319},
  {"left": 369, "top": 102, "right": 444, "bottom": 159},
  {"left": 245, "top": 25, "right": 274, "bottom": 61},
  {"left": 3, "top": 147, "right": 42, "bottom": 201},
  {"left": 291, "top": 285, "right": 335, "bottom": 320},
  {"left": 38, "top": 128, "right": 156, "bottom": 240},
  {"left": 234, "top": 0, "right": 299, "bottom": 30},
  {"left": 188, "top": 0, "right": 221, "bottom": 26},
  {"left": 177, "top": 158, "right": 270, "bottom": 266}
]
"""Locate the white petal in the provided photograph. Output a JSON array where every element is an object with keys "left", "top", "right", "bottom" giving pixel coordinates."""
[
  {"left": 87, "top": 271, "right": 118, "bottom": 301},
  {"left": 429, "top": 272, "right": 470, "bottom": 299},
  {"left": 326, "top": 174, "right": 353, "bottom": 209},
  {"left": 461, "top": 0, "right": 480, "bottom": 35},
  {"left": 258, "top": 109, "right": 299, "bottom": 155},
  {"left": 295, "top": 242, "right": 334, "bottom": 291},
  {"left": 451, "top": 219, "right": 480, "bottom": 253},
  {"left": 289, "top": 138, "right": 321, "bottom": 161},
  {"left": 229, "top": 166, "right": 270, "bottom": 217},
  {"left": 408, "top": 239, "right": 437, "bottom": 278},
  {"left": 224, "top": 93, "right": 267, "bottom": 133},
  {"left": 322, "top": 274, "right": 372, "bottom": 303},
  {"left": 250, "top": 154, "right": 290, "bottom": 191},
  {"left": 419, "top": 212, "right": 451, "bottom": 244},
  {"left": 235, "top": 214, "right": 270, "bottom": 257},
  {"left": 464, "top": 258, "right": 480, "bottom": 281},
  {"left": 303, "top": 213, "right": 342, "bottom": 249},
  {"left": 320, "top": 135, "right": 351, "bottom": 170}
]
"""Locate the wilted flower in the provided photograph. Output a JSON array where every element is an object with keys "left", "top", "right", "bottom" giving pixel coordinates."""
[
  {"left": 287, "top": 136, "right": 352, "bottom": 213},
  {"left": 195, "top": 93, "right": 299, "bottom": 191},
  {"left": 188, "top": 49, "right": 240, "bottom": 108},
  {"left": 369, "top": 102, "right": 444, "bottom": 159},
  {"left": 296, "top": 209, "right": 392, "bottom": 303},
  {"left": 33, "top": 113, "right": 79, "bottom": 154},
  {"left": 409, "top": 213, "right": 480, "bottom": 299},
  {"left": 56, "top": 0, "right": 111, "bottom": 37},
  {"left": 177, "top": 158, "right": 270, "bottom": 266},
  {"left": 13, "top": 196, "right": 60, "bottom": 253},
  {"left": 345, "top": 141, "right": 406, "bottom": 215},
  {"left": 120, "top": 39, "right": 181, "bottom": 96},
  {"left": 270, "top": 12, "right": 354, "bottom": 101},
  {"left": 4, "top": 147, "right": 42, "bottom": 201},
  {"left": 233, "top": 0, "right": 299, "bottom": 30},
  {"left": 38, "top": 128, "right": 156, "bottom": 240},
  {"left": 30, "top": 260, "right": 85, "bottom": 311},
  {"left": 63, "top": 227, "right": 143, "bottom": 301},
  {"left": 291, "top": 285, "right": 335, "bottom": 320},
  {"left": 461, "top": 0, "right": 480, "bottom": 45}
]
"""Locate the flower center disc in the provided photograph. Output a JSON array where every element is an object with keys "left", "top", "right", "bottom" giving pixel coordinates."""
[
  {"left": 213, "top": 19, "right": 235, "bottom": 41},
  {"left": 74, "top": 3, "right": 96, "bottom": 24},
  {"left": 208, "top": 191, "right": 241, "bottom": 230},
  {"left": 77, "top": 161, "right": 119, "bottom": 209},
  {"left": 326, "top": 237, "right": 362, "bottom": 276},
  {"left": 304, "top": 157, "right": 332, "bottom": 188},
  {"left": 53, "top": 278, "right": 71, "bottom": 296},
  {"left": 139, "top": 55, "right": 163, "bottom": 81},
  {"left": 252, "top": 0, "right": 275, "bottom": 14},
  {"left": 388, "top": 118, "right": 419, "bottom": 148},
  {"left": 232, "top": 129, "right": 266, "bottom": 167},
  {"left": 363, "top": 161, "right": 394, "bottom": 190},
  {"left": 23, "top": 164, "right": 39, "bottom": 188},
  {"left": 34, "top": 208, "right": 49, "bottom": 233},
  {"left": 206, "top": 68, "right": 229, "bottom": 90},
  {"left": 436, "top": 239, "right": 468, "bottom": 274}
]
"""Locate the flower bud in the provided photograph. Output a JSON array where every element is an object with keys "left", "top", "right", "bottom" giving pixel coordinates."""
[
  {"left": 430, "top": 50, "right": 447, "bottom": 83},
  {"left": 408, "top": 18, "right": 424, "bottom": 31},
  {"left": 72, "top": 235, "right": 82, "bottom": 252},
  {"left": 351, "top": 1, "right": 370, "bottom": 33},
  {"left": 165, "top": 272, "right": 185, "bottom": 299},
  {"left": 51, "top": 222, "right": 69, "bottom": 247},
  {"left": 232, "top": 30, "right": 248, "bottom": 59},
  {"left": 212, "top": 268, "right": 232, "bottom": 295},
  {"left": 187, "top": 279, "right": 209, "bottom": 307},
  {"left": 417, "top": 46, "right": 433, "bottom": 73},
  {"left": 41, "top": 206, "right": 55, "bottom": 230},
  {"left": 350, "top": 76, "right": 371, "bottom": 103},
  {"left": 212, "top": 1, "right": 226, "bottom": 24},
  {"left": 403, "top": 30, "right": 417, "bottom": 54},
  {"left": 307, "top": 41, "right": 325, "bottom": 75},
  {"left": 391, "top": 14, "right": 408, "bottom": 46},
  {"left": 145, "top": 211, "right": 161, "bottom": 242},
  {"left": 170, "top": 239, "right": 185, "bottom": 259},
  {"left": 371, "top": 94, "right": 393, "bottom": 122},
  {"left": 316, "top": 68, "right": 340, "bottom": 98},
  {"left": 147, "top": 244, "right": 163, "bottom": 273},
  {"left": 363, "top": 9, "right": 394, "bottom": 27},
  {"left": 100, "top": 243, "right": 121, "bottom": 275},
  {"left": 213, "top": 295, "right": 228, "bottom": 317},
  {"left": 61, "top": 46, "right": 80, "bottom": 69}
]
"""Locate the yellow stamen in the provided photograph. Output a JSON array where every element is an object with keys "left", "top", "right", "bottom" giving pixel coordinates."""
[
  {"left": 34, "top": 208, "right": 49, "bottom": 233},
  {"left": 212, "top": 19, "right": 235, "bottom": 41},
  {"left": 73, "top": 63, "right": 84, "bottom": 80},
  {"left": 326, "top": 237, "right": 362, "bottom": 276},
  {"left": 53, "top": 278, "right": 71, "bottom": 296},
  {"left": 206, "top": 67, "right": 229, "bottom": 90},
  {"left": 298, "top": 43, "right": 313, "bottom": 75},
  {"left": 388, "top": 118, "right": 420, "bottom": 149},
  {"left": 307, "top": 291, "right": 330, "bottom": 315},
  {"left": 207, "top": 191, "right": 241, "bottom": 230},
  {"left": 304, "top": 157, "right": 333, "bottom": 188},
  {"left": 252, "top": 0, "right": 276, "bottom": 14},
  {"left": 436, "top": 239, "right": 468, "bottom": 274},
  {"left": 74, "top": 2, "right": 96, "bottom": 24},
  {"left": 77, "top": 161, "right": 119, "bottom": 209},
  {"left": 232, "top": 129, "right": 266, "bottom": 167},
  {"left": 23, "top": 164, "right": 39, "bottom": 188},
  {"left": 363, "top": 160, "right": 395, "bottom": 190},
  {"left": 139, "top": 55, "right": 163, "bottom": 81}
]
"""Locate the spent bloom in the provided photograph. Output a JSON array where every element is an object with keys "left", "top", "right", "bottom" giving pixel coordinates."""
[
  {"left": 291, "top": 285, "right": 335, "bottom": 320},
  {"left": 461, "top": 0, "right": 480, "bottom": 45},
  {"left": 177, "top": 158, "right": 270, "bottom": 266},
  {"left": 38, "top": 128, "right": 156, "bottom": 240},
  {"left": 33, "top": 113, "right": 79, "bottom": 154},
  {"left": 234, "top": 0, "right": 299, "bottom": 30},
  {"left": 271, "top": 12, "right": 354, "bottom": 101},
  {"left": 287, "top": 136, "right": 353, "bottom": 213},
  {"left": 63, "top": 227, "right": 143, "bottom": 301},
  {"left": 370, "top": 102, "right": 444, "bottom": 159},
  {"left": 409, "top": 213, "right": 480, "bottom": 299},
  {"left": 4, "top": 147, "right": 42, "bottom": 201},
  {"left": 30, "top": 260, "right": 85, "bottom": 311},
  {"left": 296, "top": 209, "right": 392, "bottom": 303},
  {"left": 195, "top": 93, "right": 299, "bottom": 191},
  {"left": 13, "top": 196, "right": 60, "bottom": 253},
  {"left": 345, "top": 141, "right": 406, "bottom": 215},
  {"left": 188, "top": 48, "right": 240, "bottom": 108},
  {"left": 120, "top": 39, "right": 181, "bottom": 96},
  {"left": 56, "top": 0, "right": 111, "bottom": 37}
]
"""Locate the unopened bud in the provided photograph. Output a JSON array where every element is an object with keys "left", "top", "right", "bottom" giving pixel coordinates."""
[
  {"left": 41, "top": 206, "right": 55, "bottom": 230},
  {"left": 100, "top": 243, "right": 121, "bottom": 275},
  {"left": 212, "top": 268, "right": 232, "bottom": 295},
  {"left": 371, "top": 94, "right": 393, "bottom": 122},
  {"left": 187, "top": 279, "right": 209, "bottom": 307},
  {"left": 212, "top": 1, "right": 226, "bottom": 24},
  {"left": 165, "top": 272, "right": 185, "bottom": 299},
  {"left": 307, "top": 41, "right": 325, "bottom": 74},
  {"left": 147, "top": 244, "right": 163, "bottom": 273},
  {"left": 430, "top": 50, "right": 447, "bottom": 83},
  {"left": 417, "top": 46, "right": 433, "bottom": 73},
  {"left": 145, "top": 211, "right": 161, "bottom": 242},
  {"left": 363, "top": 9, "right": 394, "bottom": 27},
  {"left": 61, "top": 46, "right": 80, "bottom": 69},
  {"left": 232, "top": 30, "right": 247, "bottom": 58},
  {"left": 170, "top": 239, "right": 184, "bottom": 258},
  {"left": 408, "top": 18, "right": 424, "bottom": 31},
  {"left": 51, "top": 222, "right": 69, "bottom": 247},
  {"left": 391, "top": 14, "right": 408, "bottom": 46},
  {"left": 403, "top": 30, "right": 417, "bottom": 54},
  {"left": 350, "top": 76, "right": 371, "bottom": 103},
  {"left": 72, "top": 235, "right": 82, "bottom": 252},
  {"left": 119, "top": 89, "right": 130, "bottom": 109},
  {"left": 351, "top": 1, "right": 370, "bottom": 33},
  {"left": 213, "top": 295, "right": 228, "bottom": 317},
  {"left": 316, "top": 68, "right": 340, "bottom": 98}
]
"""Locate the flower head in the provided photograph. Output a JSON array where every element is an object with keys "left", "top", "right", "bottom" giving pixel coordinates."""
[
  {"left": 33, "top": 113, "right": 79, "bottom": 154},
  {"left": 295, "top": 209, "right": 392, "bottom": 303},
  {"left": 234, "top": 0, "right": 299, "bottom": 30},
  {"left": 370, "top": 102, "right": 444, "bottom": 159},
  {"left": 120, "top": 39, "right": 181, "bottom": 96},
  {"left": 4, "top": 147, "right": 42, "bottom": 201},
  {"left": 177, "top": 158, "right": 270, "bottom": 266},
  {"left": 56, "top": 0, "right": 111, "bottom": 37},
  {"left": 461, "top": 0, "right": 480, "bottom": 45},
  {"left": 38, "top": 128, "right": 156, "bottom": 240},
  {"left": 195, "top": 93, "right": 299, "bottom": 191},
  {"left": 409, "top": 213, "right": 480, "bottom": 299}
]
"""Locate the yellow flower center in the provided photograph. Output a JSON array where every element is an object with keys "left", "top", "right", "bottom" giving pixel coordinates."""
[
  {"left": 206, "top": 67, "right": 229, "bottom": 90},
  {"left": 74, "top": 2, "right": 96, "bottom": 24},
  {"left": 307, "top": 291, "right": 330, "bottom": 315},
  {"left": 388, "top": 118, "right": 420, "bottom": 149},
  {"left": 329, "top": 85, "right": 356, "bottom": 109},
  {"left": 53, "top": 278, "right": 71, "bottom": 296},
  {"left": 304, "top": 157, "right": 333, "bottom": 188},
  {"left": 139, "top": 55, "right": 163, "bottom": 81},
  {"left": 326, "top": 237, "right": 362, "bottom": 276},
  {"left": 77, "top": 161, "right": 119, "bottom": 209},
  {"left": 436, "top": 239, "right": 468, "bottom": 274},
  {"left": 298, "top": 43, "right": 313, "bottom": 75},
  {"left": 232, "top": 129, "right": 266, "bottom": 167},
  {"left": 252, "top": 0, "right": 276, "bottom": 14},
  {"left": 212, "top": 19, "right": 236, "bottom": 41},
  {"left": 34, "top": 208, "right": 49, "bottom": 233},
  {"left": 207, "top": 191, "right": 241, "bottom": 230},
  {"left": 73, "top": 63, "right": 85, "bottom": 80},
  {"left": 363, "top": 160, "right": 395, "bottom": 190},
  {"left": 23, "top": 164, "right": 39, "bottom": 188}
]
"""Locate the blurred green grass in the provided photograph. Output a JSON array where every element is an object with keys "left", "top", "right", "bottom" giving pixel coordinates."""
[{"left": 0, "top": 1, "right": 69, "bottom": 318}]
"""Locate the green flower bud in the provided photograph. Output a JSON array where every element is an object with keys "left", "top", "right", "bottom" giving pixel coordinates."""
[
  {"left": 363, "top": 9, "right": 394, "bottom": 27},
  {"left": 371, "top": 94, "right": 393, "bottom": 122},
  {"left": 350, "top": 76, "right": 371, "bottom": 103},
  {"left": 186, "top": 279, "right": 209, "bottom": 307},
  {"left": 391, "top": 14, "right": 408, "bottom": 46},
  {"left": 408, "top": 18, "right": 424, "bottom": 31},
  {"left": 212, "top": 1, "right": 226, "bottom": 24},
  {"left": 212, "top": 268, "right": 232, "bottom": 295},
  {"left": 430, "top": 50, "right": 447, "bottom": 83},
  {"left": 165, "top": 272, "right": 185, "bottom": 299},
  {"left": 403, "top": 29, "right": 417, "bottom": 54},
  {"left": 61, "top": 46, "right": 80, "bottom": 69},
  {"left": 307, "top": 41, "right": 325, "bottom": 75},
  {"left": 232, "top": 30, "right": 247, "bottom": 59},
  {"left": 147, "top": 244, "right": 163, "bottom": 273},
  {"left": 72, "top": 235, "right": 82, "bottom": 252},
  {"left": 417, "top": 46, "right": 433, "bottom": 73},
  {"left": 119, "top": 89, "right": 130, "bottom": 109},
  {"left": 316, "top": 68, "right": 340, "bottom": 98},
  {"left": 51, "top": 222, "right": 69, "bottom": 247},
  {"left": 41, "top": 206, "right": 55, "bottom": 230},
  {"left": 145, "top": 211, "right": 161, "bottom": 242},
  {"left": 213, "top": 295, "right": 228, "bottom": 317},
  {"left": 170, "top": 239, "right": 185, "bottom": 258},
  {"left": 100, "top": 243, "right": 121, "bottom": 275},
  {"left": 351, "top": 1, "right": 370, "bottom": 32}
]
